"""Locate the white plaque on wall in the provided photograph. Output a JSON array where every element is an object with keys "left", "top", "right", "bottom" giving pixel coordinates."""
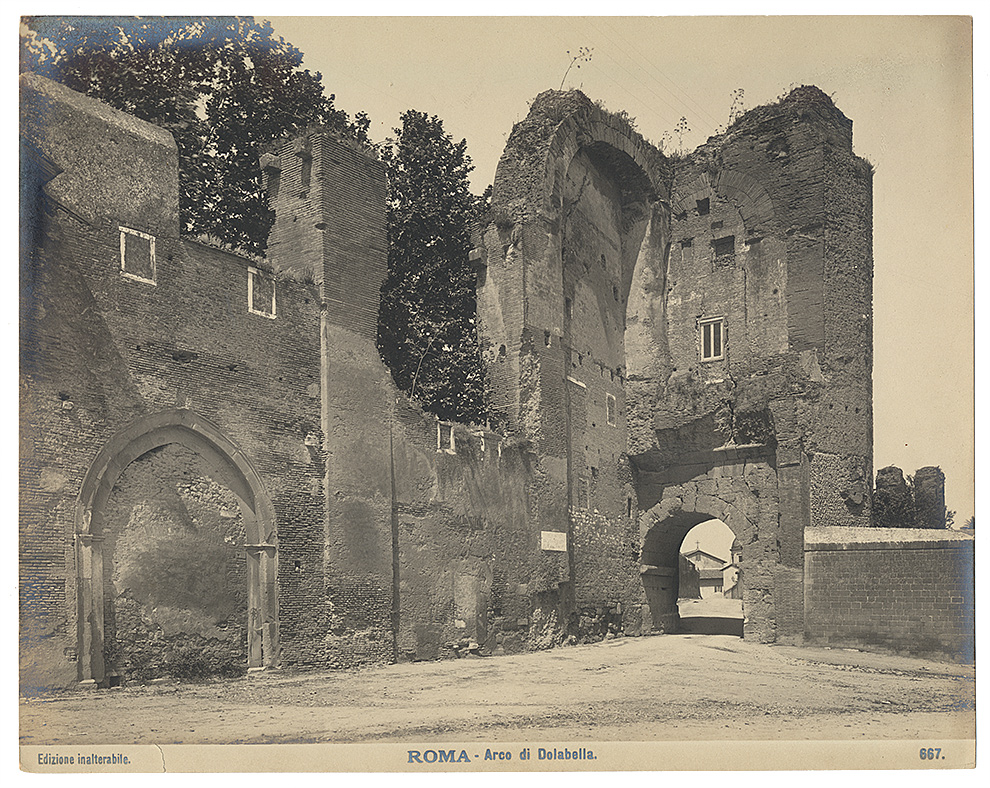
[{"left": 541, "top": 530, "right": 567, "bottom": 552}]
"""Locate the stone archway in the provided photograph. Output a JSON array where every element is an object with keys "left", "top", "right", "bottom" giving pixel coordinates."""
[
  {"left": 637, "top": 445, "right": 779, "bottom": 642},
  {"left": 74, "top": 409, "right": 277, "bottom": 685}
]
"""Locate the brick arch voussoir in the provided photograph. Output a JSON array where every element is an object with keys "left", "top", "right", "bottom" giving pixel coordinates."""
[
  {"left": 544, "top": 108, "right": 664, "bottom": 219},
  {"left": 76, "top": 408, "right": 276, "bottom": 545},
  {"left": 639, "top": 485, "right": 752, "bottom": 565},
  {"left": 670, "top": 174, "right": 714, "bottom": 216},
  {"left": 673, "top": 168, "right": 777, "bottom": 233}
]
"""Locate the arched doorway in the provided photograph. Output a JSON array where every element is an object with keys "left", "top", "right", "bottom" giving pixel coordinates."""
[
  {"left": 677, "top": 519, "right": 743, "bottom": 636},
  {"left": 74, "top": 409, "right": 277, "bottom": 686},
  {"left": 637, "top": 449, "right": 779, "bottom": 642}
]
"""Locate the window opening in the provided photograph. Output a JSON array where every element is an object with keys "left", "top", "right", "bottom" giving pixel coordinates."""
[
  {"left": 437, "top": 422, "right": 455, "bottom": 454},
  {"left": 713, "top": 235, "right": 736, "bottom": 267},
  {"left": 248, "top": 267, "right": 277, "bottom": 318},
  {"left": 700, "top": 317, "right": 725, "bottom": 361},
  {"left": 606, "top": 392, "right": 617, "bottom": 426},
  {"left": 119, "top": 227, "right": 156, "bottom": 284},
  {"left": 300, "top": 157, "right": 312, "bottom": 193}
]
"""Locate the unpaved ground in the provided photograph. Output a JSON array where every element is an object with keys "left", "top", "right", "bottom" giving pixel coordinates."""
[
  {"left": 20, "top": 635, "right": 975, "bottom": 745},
  {"left": 678, "top": 597, "right": 743, "bottom": 618}
]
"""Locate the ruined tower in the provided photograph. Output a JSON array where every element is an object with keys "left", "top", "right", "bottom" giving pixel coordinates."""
[
  {"left": 475, "top": 90, "right": 670, "bottom": 636},
  {"left": 630, "top": 86, "right": 874, "bottom": 641},
  {"left": 476, "top": 86, "right": 874, "bottom": 643},
  {"left": 263, "top": 130, "right": 397, "bottom": 666}
]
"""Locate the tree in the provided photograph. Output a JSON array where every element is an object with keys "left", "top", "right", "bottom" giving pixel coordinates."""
[
  {"left": 378, "top": 110, "right": 488, "bottom": 424},
  {"left": 20, "top": 16, "right": 369, "bottom": 255}
]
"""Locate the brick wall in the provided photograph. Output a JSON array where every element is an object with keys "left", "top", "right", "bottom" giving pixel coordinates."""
[
  {"left": 21, "top": 75, "right": 325, "bottom": 687},
  {"left": 804, "top": 527, "right": 975, "bottom": 659},
  {"left": 476, "top": 92, "right": 668, "bottom": 648},
  {"left": 389, "top": 401, "right": 538, "bottom": 658},
  {"left": 658, "top": 86, "right": 874, "bottom": 532},
  {"left": 267, "top": 130, "right": 394, "bottom": 668}
]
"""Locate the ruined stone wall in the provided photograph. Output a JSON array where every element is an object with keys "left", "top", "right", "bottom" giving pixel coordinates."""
[
  {"left": 815, "top": 142, "right": 874, "bottom": 523},
  {"left": 562, "top": 149, "right": 630, "bottom": 517},
  {"left": 873, "top": 465, "right": 947, "bottom": 529},
  {"left": 388, "top": 395, "right": 641, "bottom": 656},
  {"left": 805, "top": 527, "right": 974, "bottom": 659},
  {"left": 389, "top": 402, "right": 538, "bottom": 658},
  {"left": 655, "top": 87, "right": 873, "bottom": 533},
  {"left": 266, "top": 130, "right": 394, "bottom": 667},
  {"left": 570, "top": 506, "right": 642, "bottom": 639},
  {"left": 20, "top": 75, "right": 325, "bottom": 687},
  {"left": 475, "top": 90, "right": 669, "bottom": 647},
  {"left": 559, "top": 147, "right": 645, "bottom": 636}
]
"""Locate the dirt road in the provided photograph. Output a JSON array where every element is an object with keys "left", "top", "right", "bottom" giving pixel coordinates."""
[{"left": 20, "top": 634, "right": 975, "bottom": 745}]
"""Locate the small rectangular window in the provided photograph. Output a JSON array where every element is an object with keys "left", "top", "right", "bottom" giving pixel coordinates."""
[
  {"left": 437, "top": 422, "right": 455, "bottom": 454},
  {"left": 606, "top": 392, "right": 617, "bottom": 426},
  {"left": 248, "top": 267, "right": 276, "bottom": 319},
  {"left": 119, "top": 227, "right": 155, "bottom": 284},
  {"left": 713, "top": 235, "right": 735, "bottom": 267},
  {"left": 700, "top": 317, "right": 725, "bottom": 361}
]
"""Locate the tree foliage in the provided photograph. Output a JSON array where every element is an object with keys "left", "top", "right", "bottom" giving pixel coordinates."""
[
  {"left": 378, "top": 110, "right": 489, "bottom": 424},
  {"left": 20, "top": 16, "right": 369, "bottom": 255}
]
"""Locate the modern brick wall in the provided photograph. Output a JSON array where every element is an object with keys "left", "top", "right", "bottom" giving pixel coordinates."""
[{"left": 804, "top": 527, "right": 975, "bottom": 659}]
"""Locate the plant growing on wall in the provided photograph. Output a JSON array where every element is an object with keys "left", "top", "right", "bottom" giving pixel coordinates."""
[
  {"left": 378, "top": 110, "right": 489, "bottom": 424},
  {"left": 559, "top": 47, "right": 593, "bottom": 90},
  {"left": 20, "top": 16, "right": 369, "bottom": 256}
]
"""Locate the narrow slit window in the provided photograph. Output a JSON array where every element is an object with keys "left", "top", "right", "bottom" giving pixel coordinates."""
[
  {"left": 300, "top": 156, "right": 312, "bottom": 193},
  {"left": 606, "top": 392, "right": 617, "bottom": 426},
  {"left": 248, "top": 267, "right": 277, "bottom": 318},
  {"left": 119, "top": 227, "right": 156, "bottom": 284},
  {"left": 700, "top": 318, "right": 725, "bottom": 361}
]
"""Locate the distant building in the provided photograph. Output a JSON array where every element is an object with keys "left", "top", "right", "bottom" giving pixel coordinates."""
[{"left": 681, "top": 546, "right": 728, "bottom": 598}]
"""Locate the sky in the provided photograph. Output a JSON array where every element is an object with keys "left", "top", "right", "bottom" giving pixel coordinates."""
[{"left": 265, "top": 14, "right": 975, "bottom": 524}]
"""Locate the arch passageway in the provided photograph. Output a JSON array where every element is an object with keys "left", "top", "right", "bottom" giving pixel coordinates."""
[{"left": 637, "top": 445, "right": 779, "bottom": 641}]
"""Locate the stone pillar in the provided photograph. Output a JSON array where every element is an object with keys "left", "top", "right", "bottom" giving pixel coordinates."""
[
  {"left": 873, "top": 465, "right": 915, "bottom": 527},
  {"left": 246, "top": 543, "right": 278, "bottom": 670},
  {"left": 75, "top": 532, "right": 104, "bottom": 686}
]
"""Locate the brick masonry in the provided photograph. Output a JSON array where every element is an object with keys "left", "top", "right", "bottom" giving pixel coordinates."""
[
  {"left": 805, "top": 527, "right": 975, "bottom": 659},
  {"left": 21, "top": 74, "right": 324, "bottom": 687}
]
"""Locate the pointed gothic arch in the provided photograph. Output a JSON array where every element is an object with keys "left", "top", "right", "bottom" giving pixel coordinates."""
[{"left": 74, "top": 409, "right": 278, "bottom": 685}]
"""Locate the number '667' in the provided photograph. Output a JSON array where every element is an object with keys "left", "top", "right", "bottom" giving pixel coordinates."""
[{"left": 919, "top": 747, "right": 942, "bottom": 760}]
